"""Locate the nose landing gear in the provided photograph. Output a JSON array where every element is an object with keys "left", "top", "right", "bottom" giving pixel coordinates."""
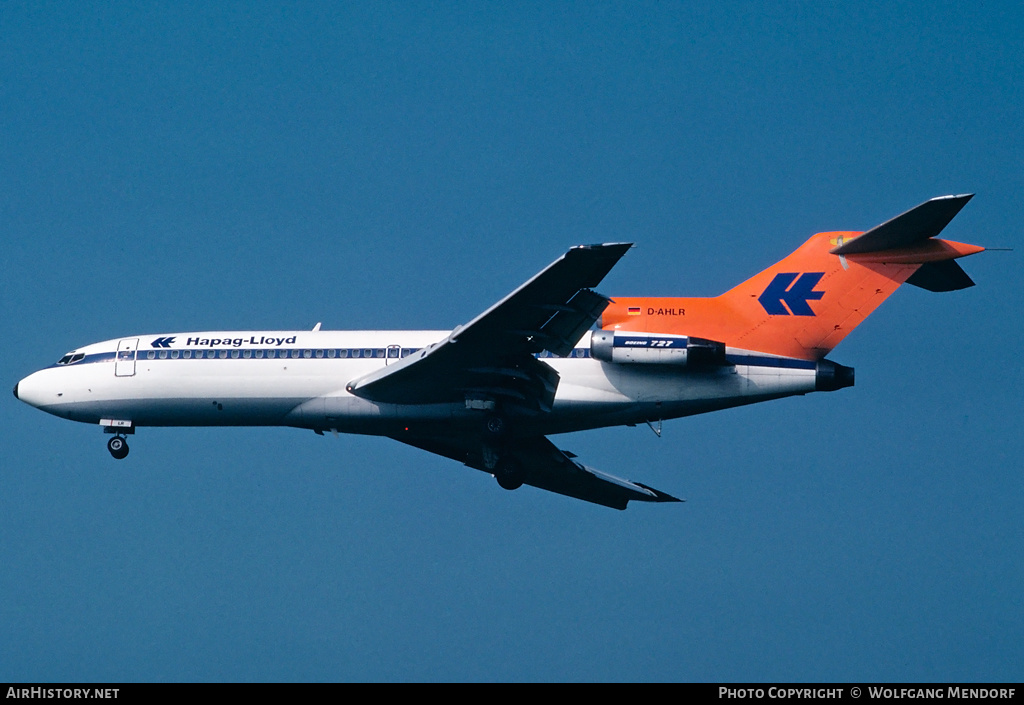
[
  {"left": 107, "top": 435, "right": 129, "bottom": 460},
  {"left": 101, "top": 419, "right": 134, "bottom": 460}
]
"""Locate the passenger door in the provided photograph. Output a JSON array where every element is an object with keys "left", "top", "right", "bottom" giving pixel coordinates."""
[{"left": 115, "top": 338, "right": 138, "bottom": 377}]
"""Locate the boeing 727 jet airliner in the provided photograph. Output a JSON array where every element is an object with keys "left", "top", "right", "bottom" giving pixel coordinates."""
[{"left": 15, "top": 195, "right": 984, "bottom": 509}]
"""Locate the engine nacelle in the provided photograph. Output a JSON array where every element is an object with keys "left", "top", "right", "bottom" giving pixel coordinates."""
[{"left": 590, "top": 331, "right": 726, "bottom": 366}]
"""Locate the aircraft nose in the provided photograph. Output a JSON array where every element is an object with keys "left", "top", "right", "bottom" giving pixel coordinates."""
[{"left": 13, "top": 371, "right": 56, "bottom": 410}]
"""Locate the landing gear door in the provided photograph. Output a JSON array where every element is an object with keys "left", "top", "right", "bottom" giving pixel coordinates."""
[{"left": 115, "top": 338, "right": 139, "bottom": 377}]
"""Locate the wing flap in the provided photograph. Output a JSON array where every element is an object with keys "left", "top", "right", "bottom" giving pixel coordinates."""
[{"left": 528, "top": 288, "right": 612, "bottom": 357}]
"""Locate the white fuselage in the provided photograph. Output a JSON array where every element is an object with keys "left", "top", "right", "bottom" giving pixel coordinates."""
[{"left": 15, "top": 329, "right": 824, "bottom": 438}]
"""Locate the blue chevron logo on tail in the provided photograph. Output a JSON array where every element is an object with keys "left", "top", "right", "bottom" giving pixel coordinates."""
[{"left": 757, "top": 273, "right": 825, "bottom": 316}]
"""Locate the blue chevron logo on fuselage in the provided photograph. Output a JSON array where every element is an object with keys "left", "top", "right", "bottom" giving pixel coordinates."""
[{"left": 758, "top": 273, "right": 825, "bottom": 316}]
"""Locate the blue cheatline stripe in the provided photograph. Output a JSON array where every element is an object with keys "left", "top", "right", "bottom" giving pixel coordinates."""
[
  {"left": 48, "top": 346, "right": 815, "bottom": 371},
  {"left": 48, "top": 352, "right": 117, "bottom": 368},
  {"left": 726, "top": 354, "right": 816, "bottom": 370},
  {"left": 52, "top": 346, "right": 596, "bottom": 367}
]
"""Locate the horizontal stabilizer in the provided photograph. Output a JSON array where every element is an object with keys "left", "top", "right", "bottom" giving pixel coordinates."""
[
  {"left": 831, "top": 194, "right": 973, "bottom": 255},
  {"left": 906, "top": 259, "right": 975, "bottom": 292}
]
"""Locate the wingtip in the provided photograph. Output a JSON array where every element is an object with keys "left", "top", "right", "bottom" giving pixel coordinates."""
[
  {"left": 635, "top": 483, "right": 685, "bottom": 503},
  {"left": 573, "top": 242, "right": 635, "bottom": 251}
]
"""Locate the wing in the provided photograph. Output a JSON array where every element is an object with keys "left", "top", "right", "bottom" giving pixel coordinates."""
[
  {"left": 395, "top": 434, "right": 682, "bottom": 510},
  {"left": 346, "top": 242, "right": 678, "bottom": 509},
  {"left": 346, "top": 243, "right": 631, "bottom": 412}
]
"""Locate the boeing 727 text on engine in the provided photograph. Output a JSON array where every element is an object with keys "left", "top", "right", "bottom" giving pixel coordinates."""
[{"left": 14, "top": 195, "right": 984, "bottom": 509}]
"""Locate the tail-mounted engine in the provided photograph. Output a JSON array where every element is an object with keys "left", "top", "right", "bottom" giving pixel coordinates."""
[{"left": 591, "top": 331, "right": 727, "bottom": 366}]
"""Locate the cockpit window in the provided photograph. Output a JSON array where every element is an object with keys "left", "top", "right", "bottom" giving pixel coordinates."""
[{"left": 56, "top": 353, "right": 85, "bottom": 365}]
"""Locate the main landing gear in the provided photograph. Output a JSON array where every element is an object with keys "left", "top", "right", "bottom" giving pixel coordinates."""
[
  {"left": 107, "top": 435, "right": 130, "bottom": 460},
  {"left": 479, "top": 412, "right": 523, "bottom": 490},
  {"left": 493, "top": 458, "right": 524, "bottom": 491}
]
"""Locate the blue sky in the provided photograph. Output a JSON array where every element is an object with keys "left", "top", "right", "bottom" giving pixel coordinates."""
[{"left": 2, "top": 2, "right": 1021, "bottom": 681}]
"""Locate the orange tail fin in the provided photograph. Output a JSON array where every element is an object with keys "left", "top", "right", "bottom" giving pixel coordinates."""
[{"left": 603, "top": 195, "right": 983, "bottom": 361}]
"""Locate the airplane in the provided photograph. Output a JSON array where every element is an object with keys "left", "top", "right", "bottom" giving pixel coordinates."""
[{"left": 14, "top": 195, "right": 985, "bottom": 509}]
